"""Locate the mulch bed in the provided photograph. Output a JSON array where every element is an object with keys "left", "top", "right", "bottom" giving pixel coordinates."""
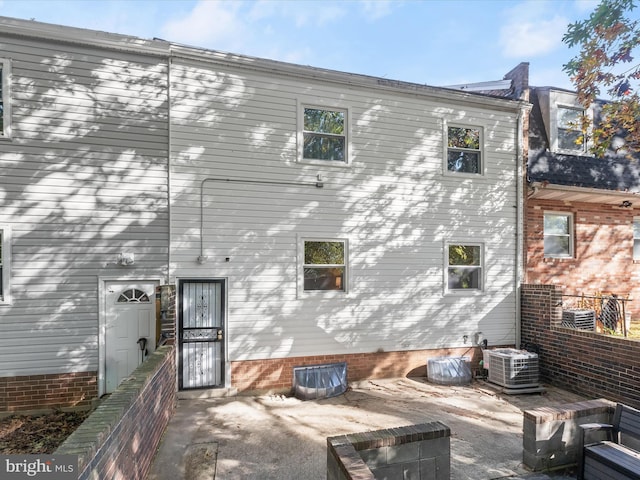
[{"left": 0, "top": 410, "right": 90, "bottom": 454}]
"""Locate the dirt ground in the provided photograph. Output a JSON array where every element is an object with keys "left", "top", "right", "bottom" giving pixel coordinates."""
[{"left": 0, "top": 410, "right": 90, "bottom": 454}]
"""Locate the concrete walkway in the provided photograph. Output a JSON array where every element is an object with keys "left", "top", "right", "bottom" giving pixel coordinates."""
[{"left": 147, "top": 378, "right": 584, "bottom": 480}]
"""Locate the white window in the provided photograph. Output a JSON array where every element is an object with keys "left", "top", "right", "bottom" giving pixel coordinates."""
[
  {"left": 300, "top": 106, "right": 348, "bottom": 164},
  {"left": 446, "top": 125, "right": 482, "bottom": 174},
  {"left": 544, "top": 212, "right": 573, "bottom": 258},
  {"left": 0, "top": 226, "right": 11, "bottom": 304},
  {"left": 446, "top": 243, "right": 483, "bottom": 292},
  {"left": 633, "top": 217, "right": 640, "bottom": 260},
  {"left": 302, "top": 239, "right": 346, "bottom": 292},
  {"left": 557, "top": 106, "right": 587, "bottom": 153},
  {"left": 0, "top": 58, "right": 11, "bottom": 138}
]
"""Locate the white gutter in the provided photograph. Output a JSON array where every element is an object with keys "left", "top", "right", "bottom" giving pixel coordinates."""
[{"left": 166, "top": 57, "right": 172, "bottom": 284}]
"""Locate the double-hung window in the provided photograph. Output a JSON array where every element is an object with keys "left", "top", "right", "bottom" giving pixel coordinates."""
[
  {"left": 0, "top": 226, "right": 11, "bottom": 304},
  {"left": 557, "top": 106, "right": 586, "bottom": 153},
  {"left": 543, "top": 212, "right": 573, "bottom": 258},
  {"left": 0, "top": 58, "right": 10, "bottom": 138},
  {"left": 446, "top": 244, "right": 483, "bottom": 292},
  {"left": 633, "top": 217, "right": 640, "bottom": 260},
  {"left": 301, "top": 106, "right": 347, "bottom": 163},
  {"left": 447, "top": 125, "right": 482, "bottom": 174},
  {"left": 302, "top": 240, "right": 346, "bottom": 292}
]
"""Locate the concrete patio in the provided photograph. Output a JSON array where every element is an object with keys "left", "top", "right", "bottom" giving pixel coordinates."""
[{"left": 147, "top": 377, "right": 586, "bottom": 480}]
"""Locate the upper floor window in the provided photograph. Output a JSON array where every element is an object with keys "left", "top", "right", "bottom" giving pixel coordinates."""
[
  {"left": 301, "top": 106, "right": 347, "bottom": 164},
  {"left": 446, "top": 243, "right": 483, "bottom": 293},
  {"left": 302, "top": 239, "right": 346, "bottom": 292},
  {"left": 634, "top": 217, "right": 640, "bottom": 260},
  {"left": 557, "top": 106, "right": 587, "bottom": 153},
  {"left": 544, "top": 212, "right": 573, "bottom": 258},
  {"left": 0, "top": 58, "right": 10, "bottom": 138},
  {"left": 0, "top": 226, "right": 11, "bottom": 304},
  {"left": 447, "top": 126, "right": 482, "bottom": 174}
]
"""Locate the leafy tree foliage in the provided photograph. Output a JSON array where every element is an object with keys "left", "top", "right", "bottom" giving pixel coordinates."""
[{"left": 563, "top": 0, "right": 640, "bottom": 156}]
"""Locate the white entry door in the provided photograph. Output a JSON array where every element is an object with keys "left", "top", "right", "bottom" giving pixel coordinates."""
[{"left": 105, "top": 281, "right": 157, "bottom": 393}]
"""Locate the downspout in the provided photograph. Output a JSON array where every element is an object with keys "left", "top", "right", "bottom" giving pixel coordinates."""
[
  {"left": 167, "top": 54, "right": 173, "bottom": 285},
  {"left": 515, "top": 104, "right": 528, "bottom": 348}
]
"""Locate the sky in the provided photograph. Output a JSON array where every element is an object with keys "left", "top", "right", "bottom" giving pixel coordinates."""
[{"left": 0, "top": 0, "right": 621, "bottom": 90}]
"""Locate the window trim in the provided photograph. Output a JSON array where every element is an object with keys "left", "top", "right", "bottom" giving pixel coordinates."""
[
  {"left": 298, "top": 237, "right": 348, "bottom": 296},
  {"left": 443, "top": 121, "right": 484, "bottom": 177},
  {"left": 633, "top": 217, "right": 640, "bottom": 261},
  {"left": 297, "top": 99, "right": 351, "bottom": 166},
  {"left": 555, "top": 104, "right": 589, "bottom": 154},
  {"left": 543, "top": 211, "right": 574, "bottom": 259},
  {"left": 0, "top": 225, "right": 11, "bottom": 305},
  {"left": 0, "top": 58, "right": 11, "bottom": 139},
  {"left": 444, "top": 242, "right": 484, "bottom": 295}
]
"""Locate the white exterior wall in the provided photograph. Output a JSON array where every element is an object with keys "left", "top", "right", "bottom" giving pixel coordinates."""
[
  {"left": 0, "top": 29, "right": 169, "bottom": 376},
  {"left": 170, "top": 55, "right": 521, "bottom": 362}
]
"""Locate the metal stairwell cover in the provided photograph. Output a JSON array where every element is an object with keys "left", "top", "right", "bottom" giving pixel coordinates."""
[{"left": 293, "top": 362, "right": 347, "bottom": 400}]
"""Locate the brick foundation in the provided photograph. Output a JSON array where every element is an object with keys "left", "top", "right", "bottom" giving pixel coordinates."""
[
  {"left": 231, "top": 347, "right": 485, "bottom": 393},
  {"left": 0, "top": 371, "right": 97, "bottom": 414},
  {"left": 521, "top": 284, "right": 640, "bottom": 408}
]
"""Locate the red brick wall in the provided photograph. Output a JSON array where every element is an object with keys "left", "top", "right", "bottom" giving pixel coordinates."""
[
  {"left": 56, "top": 345, "right": 176, "bottom": 480},
  {"left": 521, "top": 283, "right": 640, "bottom": 408},
  {"left": 231, "top": 347, "right": 485, "bottom": 392},
  {"left": 525, "top": 199, "right": 640, "bottom": 317},
  {"left": 0, "top": 371, "right": 97, "bottom": 413}
]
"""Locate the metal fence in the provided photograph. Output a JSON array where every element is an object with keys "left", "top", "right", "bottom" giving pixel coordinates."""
[{"left": 560, "top": 293, "right": 632, "bottom": 337}]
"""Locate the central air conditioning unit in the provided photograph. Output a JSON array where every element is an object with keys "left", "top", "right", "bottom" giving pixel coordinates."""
[
  {"left": 485, "top": 348, "right": 540, "bottom": 390},
  {"left": 561, "top": 309, "right": 596, "bottom": 331}
]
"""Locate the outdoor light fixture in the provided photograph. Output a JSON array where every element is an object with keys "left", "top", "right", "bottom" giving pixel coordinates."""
[
  {"left": 621, "top": 200, "right": 633, "bottom": 208},
  {"left": 117, "top": 252, "right": 135, "bottom": 266}
]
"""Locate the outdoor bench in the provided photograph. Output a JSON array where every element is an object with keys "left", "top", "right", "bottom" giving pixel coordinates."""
[{"left": 578, "top": 402, "right": 640, "bottom": 480}]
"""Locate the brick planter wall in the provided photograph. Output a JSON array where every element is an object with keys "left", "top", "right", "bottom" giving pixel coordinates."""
[
  {"left": 0, "top": 371, "right": 97, "bottom": 414},
  {"left": 56, "top": 345, "right": 176, "bottom": 480},
  {"left": 521, "top": 284, "right": 640, "bottom": 408},
  {"left": 327, "top": 422, "right": 450, "bottom": 480},
  {"left": 231, "top": 347, "right": 483, "bottom": 392}
]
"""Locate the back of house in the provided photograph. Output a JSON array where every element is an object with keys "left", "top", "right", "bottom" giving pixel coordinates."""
[
  {"left": 0, "top": 16, "right": 527, "bottom": 411},
  {"left": 0, "top": 17, "right": 170, "bottom": 411}
]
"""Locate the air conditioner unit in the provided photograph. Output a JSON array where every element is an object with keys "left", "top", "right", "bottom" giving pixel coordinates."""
[
  {"left": 486, "top": 348, "right": 539, "bottom": 389},
  {"left": 562, "top": 309, "right": 596, "bottom": 331}
]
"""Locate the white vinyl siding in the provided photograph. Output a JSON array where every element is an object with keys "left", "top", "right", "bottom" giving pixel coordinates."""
[
  {"left": 0, "top": 34, "right": 169, "bottom": 377},
  {"left": 170, "top": 56, "right": 520, "bottom": 362}
]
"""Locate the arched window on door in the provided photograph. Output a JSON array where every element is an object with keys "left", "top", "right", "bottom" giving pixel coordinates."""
[{"left": 117, "top": 289, "right": 150, "bottom": 303}]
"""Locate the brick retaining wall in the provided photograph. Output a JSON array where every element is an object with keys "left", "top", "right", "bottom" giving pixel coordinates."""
[
  {"left": 0, "top": 371, "right": 97, "bottom": 413},
  {"left": 56, "top": 345, "right": 176, "bottom": 480},
  {"left": 327, "top": 422, "right": 450, "bottom": 480},
  {"left": 521, "top": 284, "right": 640, "bottom": 408}
]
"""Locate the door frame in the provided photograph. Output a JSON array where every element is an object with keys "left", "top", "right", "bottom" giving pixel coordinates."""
[
  {"left": 98, "top": 276, "right": 161, "bottom": 397},
  {"left": 177, "top": 277, "right": 229, "bottom": 390}
]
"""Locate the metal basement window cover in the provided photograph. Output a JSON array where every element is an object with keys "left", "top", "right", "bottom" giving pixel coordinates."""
[{"left": 293, "top": 362, "right": 347, "bottom": 400}]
